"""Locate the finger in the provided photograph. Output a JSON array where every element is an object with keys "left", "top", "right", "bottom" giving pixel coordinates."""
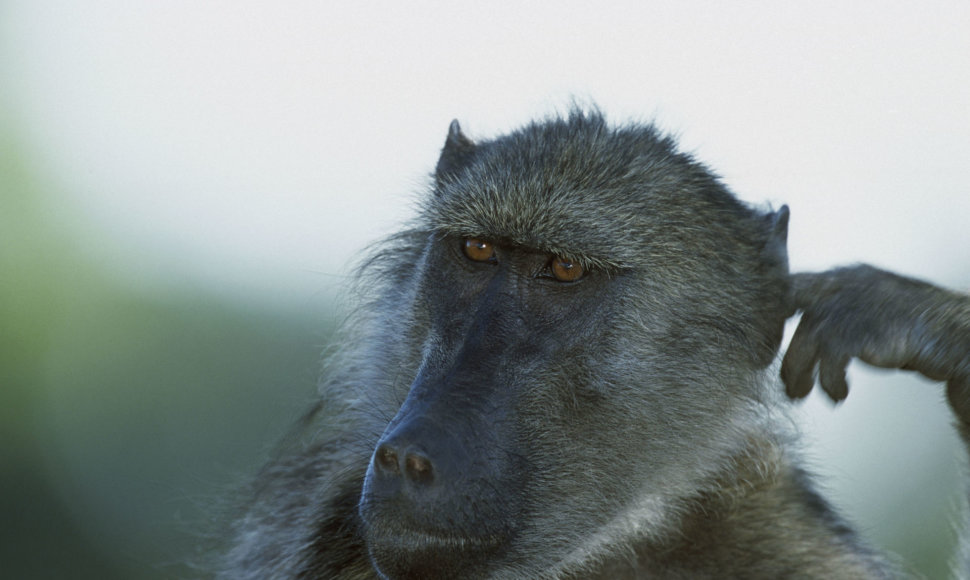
[
  {"left": 818, "top": 353, "right": 851, "bottom": 402},
  {"left": 946, "top": 375, "right": 970, "bottom": 428},
  {"left": 781, "top": 320, "right": 821, "bottom": 399}
]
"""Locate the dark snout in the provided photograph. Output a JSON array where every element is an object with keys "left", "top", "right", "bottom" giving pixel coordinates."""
[
  {"left": 358, "top": 273, "right": 541, "bottom": 578},
  {"left": 359, "top": 373, "right": 523, "bottom": 579},
  {"left": 361, "top": 385, "right": 514, "bottom": 529}
]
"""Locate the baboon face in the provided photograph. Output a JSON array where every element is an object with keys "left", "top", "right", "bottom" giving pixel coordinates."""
[{"left": 358, "top": 113, "right": 790, "bottom": 579}]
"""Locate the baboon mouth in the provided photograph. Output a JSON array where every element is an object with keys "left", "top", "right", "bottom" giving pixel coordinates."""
[
  {"left": 366, "top": 526, "right": 508, "bottom": 580},
  {"left": 368, "top": 525, "right": 507, "bottom": 551}
]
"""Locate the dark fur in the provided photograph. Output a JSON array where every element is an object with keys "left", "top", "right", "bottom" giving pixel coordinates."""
[
  {"left": 219, "top": 110, "right": 967, "bottom": 578},
  {"left": 782, "top": 264, "right": 970, "bottom": 577}
]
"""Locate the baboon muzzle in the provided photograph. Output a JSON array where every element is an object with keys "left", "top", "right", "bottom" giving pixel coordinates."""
[
  {"left": 359, "top": 331, "right": 526, "bottom": 578},
  {"left": 359, "top": 388, "right": 519, "bottom": 579}
]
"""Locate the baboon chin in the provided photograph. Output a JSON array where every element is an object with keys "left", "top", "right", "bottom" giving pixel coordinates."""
[{"left": 220, "top": 109, "right": 970, "bottom": 579}]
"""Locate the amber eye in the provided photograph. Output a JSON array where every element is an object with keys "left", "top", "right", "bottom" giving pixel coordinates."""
[
  {"left": 550, "top": 257, "right": 584, "bottom": 282},
  {"left": 463, "top": 238, "right": 496, "bottom": 262}
]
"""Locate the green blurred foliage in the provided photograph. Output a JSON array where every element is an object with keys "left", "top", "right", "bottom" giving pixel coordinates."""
[{"left": 1, "top": 126, "right": 334, "bottom": 578}]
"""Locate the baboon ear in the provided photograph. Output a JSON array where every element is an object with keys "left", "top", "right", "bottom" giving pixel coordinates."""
[
  {"left": 763, "top": 205, "right": 790, "bottom": 272},
  {"left": 435, "top": 120, "right": 477, "bottom": 185},
  {"left": 763, "top": 205, "right": 795, "bottom": 320},
  {"left": 749, "top": 205, "right": 793, "bottom": 367}
]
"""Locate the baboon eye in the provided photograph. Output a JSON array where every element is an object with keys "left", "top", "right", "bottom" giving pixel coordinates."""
[
  {"left": 550, "top": 257, "right": 584, "bottom": 282},
  {"left": 463, "top": 238, "right": 496, "bottom": 263}
]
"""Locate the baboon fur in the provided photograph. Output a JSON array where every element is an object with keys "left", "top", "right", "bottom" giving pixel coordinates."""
[{"left": 219, "top": 109, "right": 969, "bottom": 579}]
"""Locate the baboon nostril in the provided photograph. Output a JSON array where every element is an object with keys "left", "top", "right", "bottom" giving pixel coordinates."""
[
  {"left": 375, "top": 445, "right": 400, "bottom": 475},
  {"left": 405, "top": 452, "right": 434, "bottom": 485}
]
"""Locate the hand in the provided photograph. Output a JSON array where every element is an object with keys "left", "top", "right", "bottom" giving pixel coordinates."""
[{"left": 781, "top": 265, "right": 970, "bottom": 423}]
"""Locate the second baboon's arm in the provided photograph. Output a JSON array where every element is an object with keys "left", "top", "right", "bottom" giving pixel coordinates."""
[{"left": 781, "top": 264, "right": 970, "bottom": 424}]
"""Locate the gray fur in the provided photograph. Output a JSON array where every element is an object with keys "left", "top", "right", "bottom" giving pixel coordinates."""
[{"left": 216, "top": 109, "right": 969, "bottom": 579}]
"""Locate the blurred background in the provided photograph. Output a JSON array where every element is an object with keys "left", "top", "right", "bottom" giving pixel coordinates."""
[{"left": 2, "top": 1, "right": 969, "bottom": 578}]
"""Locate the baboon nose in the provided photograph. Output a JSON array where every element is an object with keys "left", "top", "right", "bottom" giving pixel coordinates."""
[{"left": 374, "top": 442, "right": 435, "bottom": 485}]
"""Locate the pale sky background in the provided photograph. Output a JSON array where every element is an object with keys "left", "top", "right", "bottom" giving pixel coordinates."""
[{"left": 2, "top": 0, "right": 969, "bottom": 571}]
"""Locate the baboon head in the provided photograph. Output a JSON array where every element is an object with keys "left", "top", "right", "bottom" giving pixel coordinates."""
[{"left": 357, "top": 111, "right": 791, "bottom": 579}]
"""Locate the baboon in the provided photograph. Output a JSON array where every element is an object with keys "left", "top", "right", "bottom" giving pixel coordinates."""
[{"left": 220, "top": 110, "right": 970, "bottom": 579}]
